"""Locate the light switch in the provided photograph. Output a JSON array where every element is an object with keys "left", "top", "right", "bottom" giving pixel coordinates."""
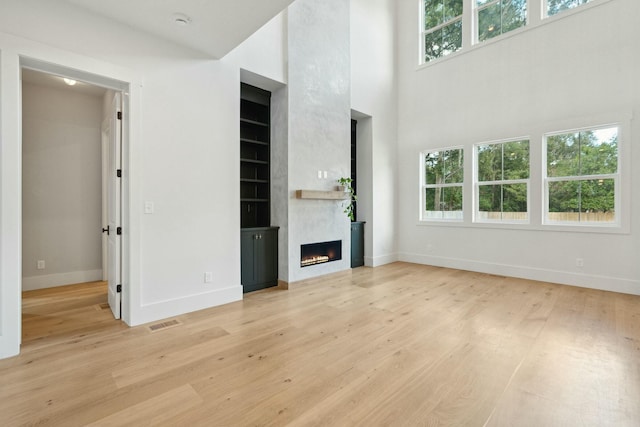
[
  {"left": 144, "top": 201, "right": 154, "bottom": 214},
  {"left": 317, "top": 170, "right": 322, "bottom": 179}
]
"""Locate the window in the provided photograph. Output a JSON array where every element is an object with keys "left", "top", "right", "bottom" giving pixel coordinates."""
[
  {"left": 420, "top": 0, "right": 604, "bottom": 64},
  {"left": 476, "top": 0, "right": 527, "bottom": 42},
  {"left": 422, "top": 0, "right": 463, "bottom": 63},
  {"left": 421, "top": 148, "right": 464, "bottom": 220},
  {"left": 546, "top": 0, "right": 592, "bottom": 16},
  {"left": 476, "top": 139, "right": 529, "bottom": 222},
  {"left": 544, "top": 126, "right": 618, "bottom": 225}
]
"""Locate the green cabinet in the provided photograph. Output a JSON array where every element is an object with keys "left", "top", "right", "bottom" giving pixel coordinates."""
[
  {"left": 241, "top": 227, "right": 278, "bottom": 293},
  {"left": 351, "top": 221, "right": 365, "bottom": 268}
]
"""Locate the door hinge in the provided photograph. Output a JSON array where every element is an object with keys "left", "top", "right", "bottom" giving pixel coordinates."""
[
  {"left": 116, "top": 284, "right": 122, "bottom": 292},
  {"left": 117, "top": 111, "right": 122, "bottom": 120},
  {"left": 117, "top": 169, "right": 122, "bottom": 178},
  {"left": 117, "top": 227, "right": 122, "bottom": 235}
]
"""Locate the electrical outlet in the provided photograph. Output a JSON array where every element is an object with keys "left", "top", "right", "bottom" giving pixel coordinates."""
[
  {"left": 576, "top": 258, "right": 584, "bottom": 267},
  {"left": 204, "top": 272, "right": 213, "bottom": 283},
  {"left": 144, "top": 201, "right": 154, "bottom": 214},
  {"left": 37, "top": 260, "right": 45, "bottom": 270}
]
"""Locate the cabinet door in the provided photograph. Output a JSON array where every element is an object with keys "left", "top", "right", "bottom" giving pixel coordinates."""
[
  {"left": 241, "top": 231, "right": 256, "bottom": 287},
  {"left": 351, "top": 223, "right": 364, "bottom": 268},
  {"left": 256, "top": 229, "right": 278, "bottom": 285}
]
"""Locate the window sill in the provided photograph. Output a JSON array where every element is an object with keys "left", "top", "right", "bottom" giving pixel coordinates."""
[{"left": 416, "top": 219, "right": 629, "bottom": 235}]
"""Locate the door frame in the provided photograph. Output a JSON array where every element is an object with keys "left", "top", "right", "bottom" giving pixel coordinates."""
[{"left": 0, "top": 42, "right": 139, "bottom": 358}]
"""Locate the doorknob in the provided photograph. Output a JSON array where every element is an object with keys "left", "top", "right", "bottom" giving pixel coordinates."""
[{"left": 102, "top": 226, "right": 110, "bottom": 235}]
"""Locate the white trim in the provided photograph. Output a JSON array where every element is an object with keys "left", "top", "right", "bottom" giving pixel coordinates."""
[
  {"left": 364, "top": 253, "right": 398, "bottom": 268},
  {"left": 130, "top": 286, "right": 242, "bottom": 327},
  {"left": 420, "top": 146, "right": 465, "bottom": 222},
  {"left": 542, "top": 124, "right": 621, "bottom": 227},
  {"left": 22, "top": 270, "right": 103, "bottom": 291},
  {"left": 398, "top": 252, "right": 640, "bottom": 296},
  {"left": 419, "top": 0, "right": 464, "bottom": 64},
  {"left": 0, "top": 31, "right": 142, "bottom": 359},
  {"left": 473, "top": 138, "right": 531, "bottom": 224},
  {"left": 0, "top": 47, "right": 23, "bottom": 359}
]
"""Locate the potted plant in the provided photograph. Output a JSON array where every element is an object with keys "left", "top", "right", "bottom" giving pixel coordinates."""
[{"left": 337, "top": 177, "right": 357, "bottom": 221}]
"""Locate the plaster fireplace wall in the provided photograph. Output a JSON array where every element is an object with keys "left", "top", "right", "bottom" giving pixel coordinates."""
[{"left": 271, "top": 0, "right": 351, "bottom": 283}]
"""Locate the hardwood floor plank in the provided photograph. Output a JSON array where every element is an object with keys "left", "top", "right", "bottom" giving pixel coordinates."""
[
  {"left": 1, "top": 263, "right": 639, "bottom": 426},
  {"left": 85, "top": 384, "right": 203, "bottom": 427}
]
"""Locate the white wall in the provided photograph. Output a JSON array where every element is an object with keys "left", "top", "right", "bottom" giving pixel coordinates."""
[
  {"left": 22, "top": 82, "right": 103, "bottom": 290},
  {"left": 0, "top": 0, "right": 302, "bottom": 358},
  {"left": 0, "top": 0, "right": 248, "bottom": 357},
  {"left": 396, "top": 0, "right": 640, "bottom": 294},
  {"left": 350, "top": 0, "right": 398, "bottom": 267}
]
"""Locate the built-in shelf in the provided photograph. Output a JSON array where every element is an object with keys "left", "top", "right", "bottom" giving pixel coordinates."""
[
  {"left": 240, "top": 83, "right": 271, "bottom": 228},
  {"left": 240, "top": 158, "right": 269, "bottom": 165},
  {"left": 240, "top": 138, "right": 269, "bottom": 146},
  {"left": 240, "top": 118, "right": 269, "bottom": 127},
  {"left": 296, "top": 190, "right": 349, "bottom": 200}
]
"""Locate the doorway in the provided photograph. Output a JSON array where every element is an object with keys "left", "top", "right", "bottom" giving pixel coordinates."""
[{"left": 21, "top": 67, "right": 124, "bottom": 330}]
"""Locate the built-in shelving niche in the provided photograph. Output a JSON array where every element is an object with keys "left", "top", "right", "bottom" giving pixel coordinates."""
[{"left": 240, "top": 83, "right": 271, "bottom": 228}]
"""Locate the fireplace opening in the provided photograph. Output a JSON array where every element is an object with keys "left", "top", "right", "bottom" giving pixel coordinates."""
[{"left": 300, "top": 240, "right": 342, "bottom": 267}]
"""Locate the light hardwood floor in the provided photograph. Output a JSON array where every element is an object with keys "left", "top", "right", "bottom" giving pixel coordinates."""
[{"left": 1, "top": 262, "right": 639, "bottom": 426}]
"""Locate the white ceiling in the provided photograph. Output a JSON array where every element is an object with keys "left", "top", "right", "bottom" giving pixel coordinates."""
[
  {"left": 22, "top": 68, "right": 108, "bottom": 97},
  {"left": 63, "top": 0, "right": 295, "bottom": 58}
]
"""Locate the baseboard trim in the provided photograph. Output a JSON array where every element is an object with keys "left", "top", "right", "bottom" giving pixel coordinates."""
[
  {"left": 22, "top": 269, "right": 103, "bottom": 291},
  {"left": 130, "top": 285, "right": 243, "bottom": 327},
  {"left": 365, "top": 253, "right": 398, "bottom": 268},
  {"left": 398, "top": 252, "right": 640, "bottom": 296}
]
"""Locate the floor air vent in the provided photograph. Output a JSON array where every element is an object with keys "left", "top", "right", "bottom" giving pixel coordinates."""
[{"left": 148, "top": 319, "right": 181, "bottom": 332}]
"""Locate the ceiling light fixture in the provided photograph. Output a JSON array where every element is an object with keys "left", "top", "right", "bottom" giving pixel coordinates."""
[
  {"left": 63, "top": 78, "right": 77, "bottom": 86},
  {"left": 173, "top": 13, "right": 192, "bottom": 26}
]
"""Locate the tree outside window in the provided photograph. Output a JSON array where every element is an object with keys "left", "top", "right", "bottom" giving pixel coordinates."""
[
  {"left": 422, "top": 148, "right": 464, "bottom": 220},
  {"left": 423, "top": 0, "right": 463, "bottom": 63},
  {"left": 476, "top": 139, "right": 529, "bottom": 222},
  {"left": 545, "top": 127, "right": 618, "bottom": 224},
  {"left": 476, "top": 0, "right": 527, "bottom": 42},
  {"left": 547, "top": 0, "right": 592, "bottom": 16}
]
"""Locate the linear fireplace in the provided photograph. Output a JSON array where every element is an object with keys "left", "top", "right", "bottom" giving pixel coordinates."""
[{"left": 300, "top": 240, "right": 342, "bottom": 267}]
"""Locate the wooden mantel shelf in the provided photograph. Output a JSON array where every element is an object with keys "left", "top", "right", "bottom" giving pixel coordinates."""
[{"left": 296, "top": 190, "right": 348, "bottom": 200}]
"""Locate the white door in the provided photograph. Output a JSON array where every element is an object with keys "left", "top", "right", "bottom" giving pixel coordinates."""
[
  {"left": 101, "top": 119, "right": 109, "bottom": 282},
  {"left": 107, "top": 92, "right": 122, "bottom": 319}
]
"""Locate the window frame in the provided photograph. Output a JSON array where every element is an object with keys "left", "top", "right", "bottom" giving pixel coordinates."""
[
  {"left": 420, "top": 0, "right": 464, "bottom": 64},
  {"left": 543, "top": 0, "right": 593, "bottom": 18},
  {"left": 419, "top": 0, "right": 615, "bottom": 67},
  {"left": 474, "top": 0, "right": 528, "bottom": 44},
  {"left": 420, "top": 146, "right": 465, "bottom": 222},
  {"left": 474, "top": 137, "right": 531, "bottom": 224},
  {"left": 542, "top": 124, "right": 621, "bottom": 228}
]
